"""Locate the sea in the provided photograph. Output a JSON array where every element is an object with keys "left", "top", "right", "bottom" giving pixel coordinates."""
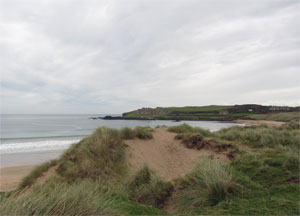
[{"left": 0, "top": 114, "right": 242, "bottom": 155}]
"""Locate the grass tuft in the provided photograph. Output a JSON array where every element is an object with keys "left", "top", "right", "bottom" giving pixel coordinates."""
[
  {"left": 168, "top": 123, "right": 212, "bottom": 137},
  {"left": 120, "top": 126, "right": 153, "bottom": 140},
  {"left": 176, "top": 157, "right": 240, "bottom": 213},
  {"left": 128, "top": 165, "right": 174, "bottom": 209}
]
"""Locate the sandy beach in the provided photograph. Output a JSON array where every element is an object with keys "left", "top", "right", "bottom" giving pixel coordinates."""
[
  {"left": 0, "top": 165, "right": 36, "bottom": 192},
  {"left": 234, "top": 119, "right": 285, "bottom": 127},
  {"left": 0, "top": 150, "right": 64, "bottom": 192}
]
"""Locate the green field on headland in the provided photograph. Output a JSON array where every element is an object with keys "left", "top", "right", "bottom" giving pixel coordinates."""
[
  {"left": 0, "top": 120, "right": 299, "bottom": 215},
  {"left": 122, "top": 104, "right": 299, "bottom": 121}
]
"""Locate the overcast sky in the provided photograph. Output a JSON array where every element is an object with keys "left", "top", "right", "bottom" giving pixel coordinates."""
[{"left": 0, "top": 0, "right": 299, "bottom": 114}]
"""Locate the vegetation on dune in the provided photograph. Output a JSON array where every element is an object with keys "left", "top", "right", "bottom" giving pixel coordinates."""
[
  {"left": 120, "top": 126, "right": 153, "bottom": 140},
  {"left": 168, "top": 123, "right": 212, "bottom": 136},
  {"left": 215, "top": 121, "right": 300, "bottom": 148},
  {"left": 0, "top": 177, "right": 165, "bottom": 215},
  {"left": 170, "top": 123, "right": 299, "bottom": 214},
  {"left": 1, "top": 122, "right": 299, "bottom": 215},
  {"left": 57, "top": 127, "right": 127, "bottom": 182}
]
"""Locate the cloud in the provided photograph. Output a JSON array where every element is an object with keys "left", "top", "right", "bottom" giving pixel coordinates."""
[{"left": 0, "top": 0, "right": 299, "bottom": 114}]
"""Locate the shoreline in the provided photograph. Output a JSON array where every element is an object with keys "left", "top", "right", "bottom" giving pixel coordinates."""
[
  {"left": 0, "top": 149, "right": 64, "bottom": 168},
  {"left": 93, "top": 116, "right": 239, "bottom": 122}
]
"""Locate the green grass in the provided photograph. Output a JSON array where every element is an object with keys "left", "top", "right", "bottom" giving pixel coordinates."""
[
  {"left": 165, "top": 105, "right": 233, "bottom": 112},
  {"left": 231, "top": 148, "right": 299, "bottom": 186},
  {"left": 175, "top": 146, "right": 299, "bottom": 215},
  {"left": 248, "top": 111, "right": 300, "bottom": 122},
  {"left": 215, "top": 121, "right": 300, "bottom": 148},
  {"left": 123, "top": 105, "right": 234, "bottom": 120},
  {"left": 19, "top": 159, "right": 58, "bottom": 189}
]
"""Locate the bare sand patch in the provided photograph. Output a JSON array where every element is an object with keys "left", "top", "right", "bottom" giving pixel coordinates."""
[
  {"left": 0, "top": 165, "right": 36, "bottom": 192},
  {"left": 125, "top": 127, "right": 229, "bottom": 182}
]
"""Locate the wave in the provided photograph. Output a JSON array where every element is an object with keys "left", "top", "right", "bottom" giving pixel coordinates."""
[
  {"left": 0, "top": 139, "right": 81, "bottom": 154},
  {"left": 1, "top": 135, "right": 86, "bottom": 142}
]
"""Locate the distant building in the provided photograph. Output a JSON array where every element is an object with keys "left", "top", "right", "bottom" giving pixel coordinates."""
[
  {"left": 269, "top": 106, "right": 290, "bottom": 111},
  {"left": 219, "top": 110, "right": 229, "bottom": 115}
]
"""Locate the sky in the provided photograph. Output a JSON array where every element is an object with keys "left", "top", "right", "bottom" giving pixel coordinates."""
[{"left": 0, "top": 0, "right": 299, "bottom": 114}]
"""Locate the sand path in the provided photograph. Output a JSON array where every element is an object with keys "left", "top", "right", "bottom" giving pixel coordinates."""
[{"left": 125, "top": 127, "right": 228, "bottom": 182}]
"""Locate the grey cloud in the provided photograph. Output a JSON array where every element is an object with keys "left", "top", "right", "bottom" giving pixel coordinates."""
[{"left": 0, "top": 0, "right": 299, "bottom": 114}]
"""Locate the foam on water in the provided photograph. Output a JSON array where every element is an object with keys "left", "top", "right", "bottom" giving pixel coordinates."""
[{"left": 0, "top": 139, "right": 81, "bottom": 154}]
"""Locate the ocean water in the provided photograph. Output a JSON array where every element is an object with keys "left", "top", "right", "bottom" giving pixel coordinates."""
[{"left": 0, "top": 114, "right": 242, "bottom": 154}]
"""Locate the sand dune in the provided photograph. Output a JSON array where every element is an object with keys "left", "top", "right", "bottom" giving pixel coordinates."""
[{"left": 0, "top": 127, "right": 230, "bottom": 191}]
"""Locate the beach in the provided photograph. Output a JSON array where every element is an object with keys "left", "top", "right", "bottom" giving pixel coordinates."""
[
  {"left": 0, "top": 165, "right": 36, "bottom": 192},
  {"left": 0, "top": 150, "right": 64, "bottom": 192},
  {"left": 234, "top": 119, "right": 285, "bottom": 127}
]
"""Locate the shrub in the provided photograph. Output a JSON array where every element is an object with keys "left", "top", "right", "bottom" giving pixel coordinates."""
[{"left": 176, "top": 157, "right": 239, "bottom": 213}]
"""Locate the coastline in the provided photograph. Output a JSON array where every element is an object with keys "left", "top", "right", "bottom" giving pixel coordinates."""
[{"left": 93, "top": 115, "right": 240, "bottom": 122}]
